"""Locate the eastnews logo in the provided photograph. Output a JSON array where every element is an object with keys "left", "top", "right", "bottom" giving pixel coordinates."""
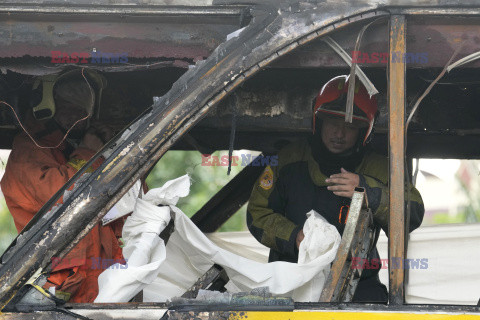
[
  {"left": 201, "top": 154, "right": 278, "bottom": 167},
  {"left": 352, "top": 257, "right": 429, "bottom": 270},
  {"left": 352, "top": 51, "right": 428, "bottom": 64},
  {"left": 51, "top": 50, "right": 128, "bottom": 64},
  {"left": 52, "top": 257, "right": 128, "bottom": 270}
]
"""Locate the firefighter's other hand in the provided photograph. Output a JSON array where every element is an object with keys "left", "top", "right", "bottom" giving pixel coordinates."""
[
  {"left": 90, "top": 123, "right": 114, "bottom": 144},
  {"left": 296, "top": 229, "right": 305, "bottom": 249},
  {"left": 325, "top": 168, "right": 360, "bottom": 198},
  {"left": 79, "top": 128, "right": 106, "bottom": 152}
]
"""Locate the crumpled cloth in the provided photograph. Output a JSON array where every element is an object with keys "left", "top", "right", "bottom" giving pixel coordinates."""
[
  {"left": 298, "top": 210, "right": 340, "bottom": 265},
  {"left": 95, "top": 175, "right": 340, "bottom": 303}
]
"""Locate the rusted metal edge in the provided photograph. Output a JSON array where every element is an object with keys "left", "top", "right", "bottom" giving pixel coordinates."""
[
  {"left": 0, "top": 5, "right": 250, "bottom": 16},
  {"left": 181, "top": 264, "right": 229, "bottom": 299},
  {"left": 388, "top": 7, "right": 480, "bottom": 15},
  {"left": 2, "top": 302, "right": 480, "bottom": 320},
  {"left": 320, "top": 190, "right": 365, "bottom": 302},
  {"left": 319, "top": 189, "right": 374, "bottom": 303},
  {"left": 388, "top": 14, "right": 406, "bottom": 306},
  {"left": 295, "top": 302, "right": 480, "bottom": 313}
]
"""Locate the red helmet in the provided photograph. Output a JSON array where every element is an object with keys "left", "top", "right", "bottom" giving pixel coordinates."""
[{"left": 313, "top": 75, "right": 378, "bottom": 145}]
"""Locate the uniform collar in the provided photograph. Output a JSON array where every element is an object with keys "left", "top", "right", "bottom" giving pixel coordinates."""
[{"left": 305, "top": 141, "right": 329, "bottom": 187}]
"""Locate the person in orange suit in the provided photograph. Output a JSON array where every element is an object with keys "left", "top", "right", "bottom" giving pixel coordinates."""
[{"left": 1, "top": 69, "right": 124, "bottom": 303}]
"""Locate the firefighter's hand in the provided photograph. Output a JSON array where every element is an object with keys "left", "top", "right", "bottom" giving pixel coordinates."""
[
  {"left": 79, "top": 125, "right": 113, "bottom": 152},
  {"left": 296, "top": 229, "right": 305, "bottom": 249},
  {"left": 79, "top": 129, "right": 104, "bottom": 152},
  {"left": 90, "top": 123, "right": 114, "bottom": 144},
  {"left": 325, "top": 168, "right": 360, "bottom": 198}
]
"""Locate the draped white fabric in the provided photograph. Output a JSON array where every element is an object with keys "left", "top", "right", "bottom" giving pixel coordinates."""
[
  {"left": 376, "top": 224, "right": 480, "bottom": 305},
  {"left": 95, "top": 175, "right": 341, "bottom": 303},
  {"left": 211, "top": 225, "right": 480, "bottom": 305}
]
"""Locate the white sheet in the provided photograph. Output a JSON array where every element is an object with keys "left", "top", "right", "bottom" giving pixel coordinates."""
[
  {"left": 95, "top": 175, "right": 341, "bottom": 303},
  {"left": 210, "top": 226, "right": 480, "bottom": 305},
  {"left": 377, "top": 224, "right": 480, "bottom": 305}
]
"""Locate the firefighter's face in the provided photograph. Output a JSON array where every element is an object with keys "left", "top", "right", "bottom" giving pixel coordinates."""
[
  {"left": 54, "top": 99, "right": 89, "bottom": 132},
  {"left": 52, "top": 77, "right": 94, "bottom": 133},
  {"left": 321, "top": 117, "right": 359, "bottom": 154}
]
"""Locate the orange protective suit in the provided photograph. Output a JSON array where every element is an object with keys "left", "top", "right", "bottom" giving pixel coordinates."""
[{"left": 0, "top": 128, "right": 124, "bottom": 303}]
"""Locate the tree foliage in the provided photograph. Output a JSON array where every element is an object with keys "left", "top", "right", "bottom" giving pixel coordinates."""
[{"left": 145, "top": 150, "right": 247, "bottom": 232}]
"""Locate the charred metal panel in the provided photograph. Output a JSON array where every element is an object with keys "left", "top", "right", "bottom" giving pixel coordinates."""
[
  {"left": 0, "top": 5, "right": 249, "bottom": 69},
  {"left": 273, "top": 22, "right": 390, "bottom": 69},
  {"left": 197, "top": 68, "right": 389, "bottom": 133},
  {"left": 5, "top": 0, "right": 480, "bottom": 6},
  {"left": 2, "top": 0, "right": 213, "bottom": 5},
  {"left": 273, "top": 16, "right": 480, "bottom": 69},
  {"left": 0, "top": 20, "right": 236, "bottom": 60},
  {"left": 195, "top": 63, "right": 480, "bottom": 150},
  {"left": 98, "top": 69, "right": 186, "bottom": 127}
]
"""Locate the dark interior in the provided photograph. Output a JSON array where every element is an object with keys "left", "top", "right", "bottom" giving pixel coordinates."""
[
  {"left": 2, "top": 15, "right": 480, "bottom": 160},
  {"left": 2, "top": 66, "right": 480, "bottom": 159}
]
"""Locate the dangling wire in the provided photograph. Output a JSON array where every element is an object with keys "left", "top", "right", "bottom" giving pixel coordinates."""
[
  {"left": 0, "top": 67, "right": 94, "bottom": 149},
  {"left": 403, "top": 42, "right": 465, "bottom": 287},
  {"left": 227, "top": 93, "right": 238, "bottom": 175},
  {"left": 346, "top": 18, "right": 384, "bottom": 123},
  {"left": 406, "top": 43, "right": 465, "bottom": 130},
  {"left": 412, "top": 158, "right": 420, "bottom": 187}
]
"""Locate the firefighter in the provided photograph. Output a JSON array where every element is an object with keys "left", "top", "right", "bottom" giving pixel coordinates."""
[
  {"left": 247, "top": 75, "right": 425, "bottom": 302},
  {"left": 0, "top": 69, "right": 124, "bottom": 303}
]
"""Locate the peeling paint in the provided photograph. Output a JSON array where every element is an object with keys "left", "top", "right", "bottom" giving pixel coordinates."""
[
  {"left": 119, "top": 142, "right": 135, "bottom": 157},
  {"left": 101, "top": 141, "right": 134, "bottom": 174}
]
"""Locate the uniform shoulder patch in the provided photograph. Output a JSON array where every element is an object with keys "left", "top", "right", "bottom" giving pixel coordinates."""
[{"left": 259, "top": 166, "right": 274, "bottom": 190}]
